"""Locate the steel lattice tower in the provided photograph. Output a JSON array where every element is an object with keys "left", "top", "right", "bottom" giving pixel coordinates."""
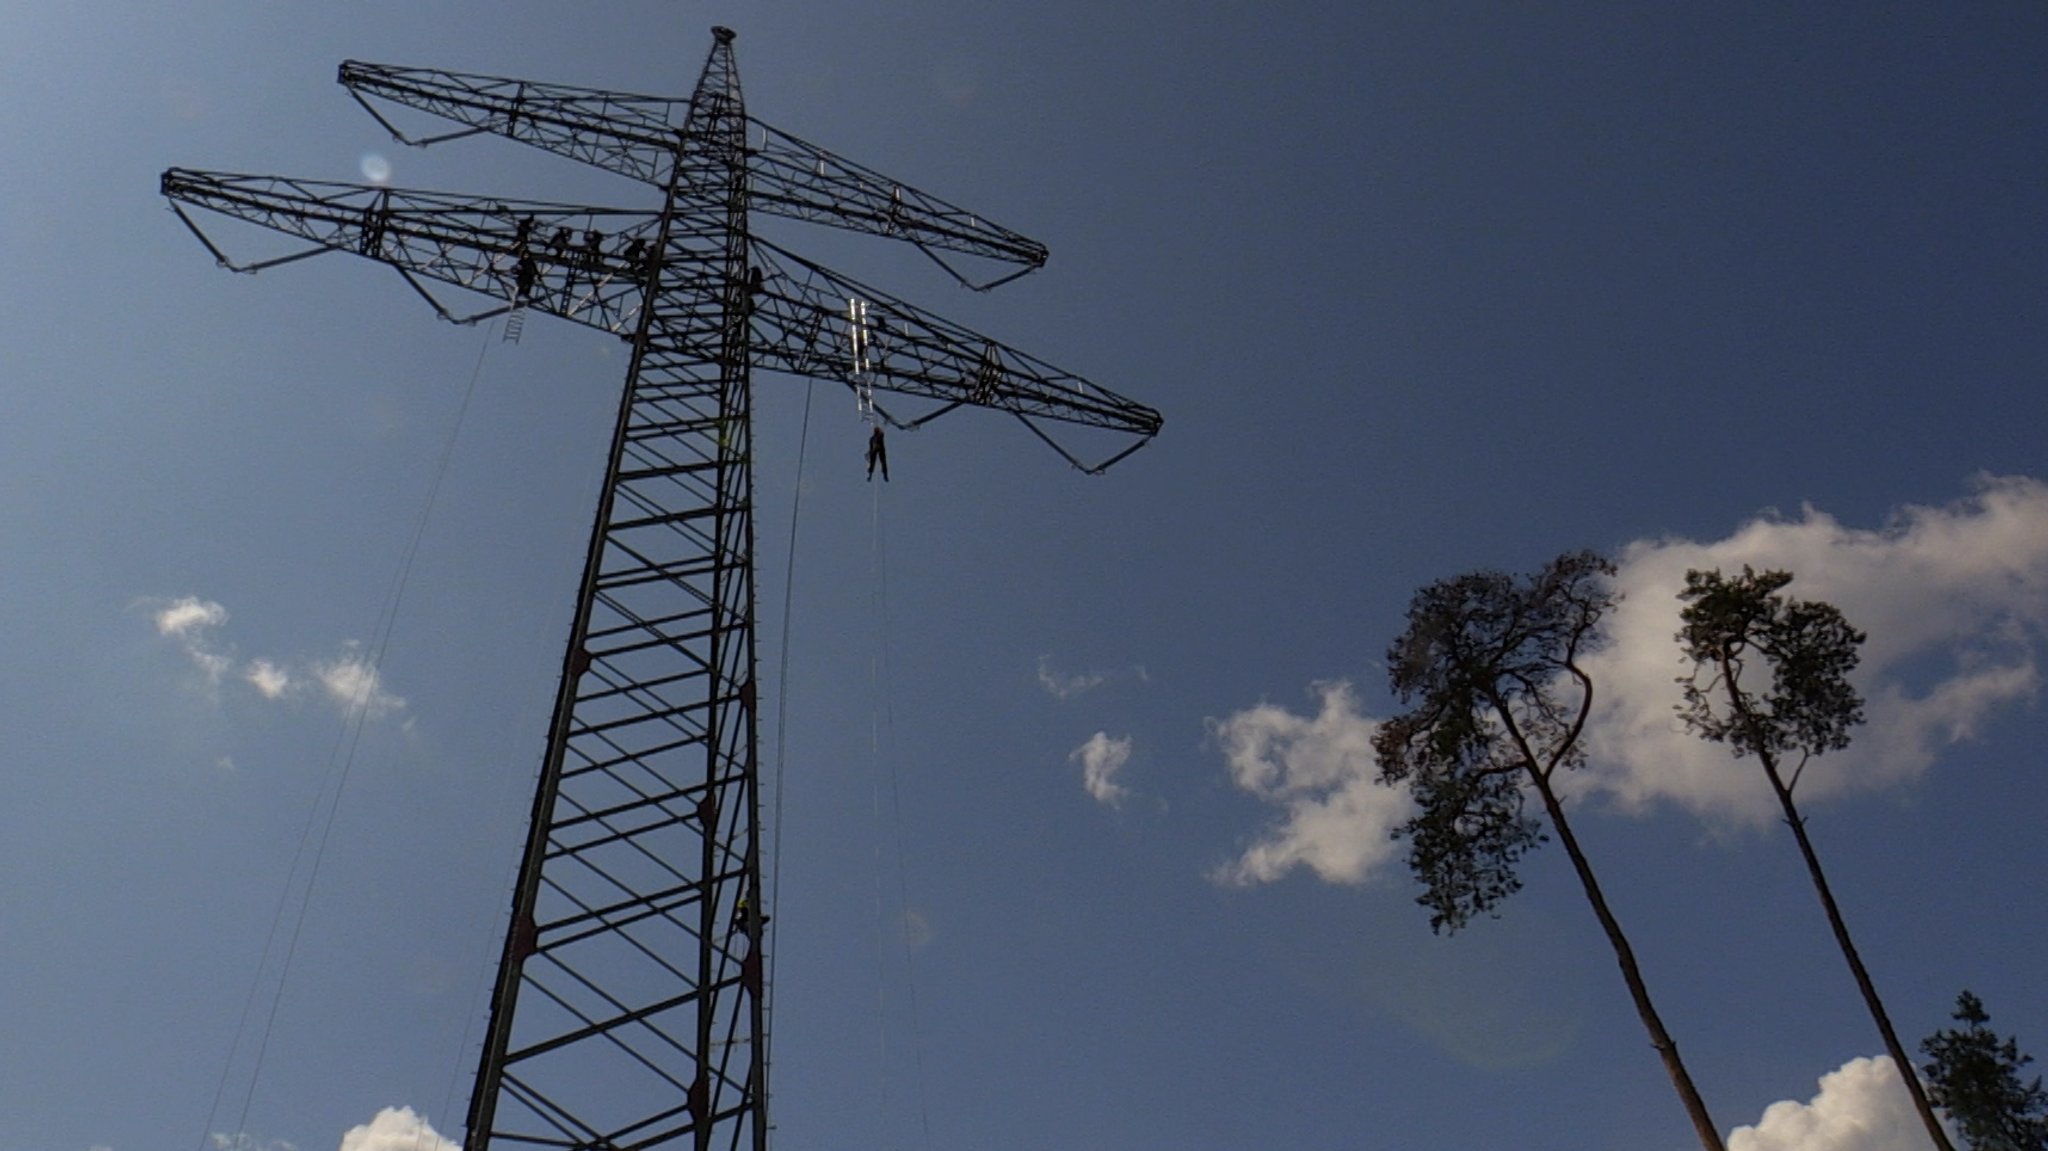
[{"left": 163, "top": 27, "right": 1158, "bottom": 1151}]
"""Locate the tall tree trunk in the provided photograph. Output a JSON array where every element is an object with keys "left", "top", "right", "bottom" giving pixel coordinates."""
[
  {"left": 1757, "top": 752, "right": 1956, "bottom": 1151},
  {"left": 1528, "top": 773, "right": 1728, "bottom": 1151}
]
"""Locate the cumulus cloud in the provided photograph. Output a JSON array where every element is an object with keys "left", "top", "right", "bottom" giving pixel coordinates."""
[
  {"left": 338, "top": 1108, "right": 457, "bottom": 1151},
  {"left": 1039, "top": 656, "right": 1106, "bottom": 699},
  {"left": 1070, "top": 731, "right": 1134, "bottom": 807},
  {"left": 314, "top": 645, "right": 406, "bottom": 720},
  {"left": 151, "top": 595, "right": 234, "bottom": 684},
  {"left": 142, "top": 596, "right": 406, "bottom": 721},
  {"left": 1211, "top": 475, "right": 2048, "bottom": 884},
  {"left": 1582, "top": 475, "right": 2048, "bottom": 823},
  {"left": 1729, "top": 1055, "right": 1949, "bottom": 1151},
  {"left": 210, "top": 1135, "right": 297, "bottom": 1151},
  {"left": 156, "top": 596, "right": 227, "bottom": 638},
  {"left": 1037, "top": 654, "right": 1148, "bottom": 699},
  {"left": 245, "top": 658, "right": 293, "bottom": 699},
  {"left": 1210, "top": 681, "right": 1411, "bottom": 886}
]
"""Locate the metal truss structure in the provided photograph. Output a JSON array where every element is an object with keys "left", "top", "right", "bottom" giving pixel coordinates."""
[{"left": 162, "top": 26, "right": 1159, "bottom": 1151}]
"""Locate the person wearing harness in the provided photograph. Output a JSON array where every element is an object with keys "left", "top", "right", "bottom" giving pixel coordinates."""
[{"left": 865, "top": 424, "right": 889, "bottom": 482}]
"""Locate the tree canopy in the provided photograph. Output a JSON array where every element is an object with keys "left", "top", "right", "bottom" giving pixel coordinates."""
[
  {"left": 1372, "top": 549, "right": 1612, "bottom": 932},
  {"left": 1676, "top": 565, "right": 1865, "bottom": 779},
  {"left": 1374, "top": 550, "right": 1726, "bottom": 1150},
  {"left": 1677, "top": 565, "right": 1952, "bottom": 1151},
  {"left": 1922, "top": 991, "right": 2048, "bottom": 1151}
]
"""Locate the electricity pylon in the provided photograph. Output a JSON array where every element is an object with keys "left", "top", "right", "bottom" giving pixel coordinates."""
[{"left": 162, "top": 26, "right": 1159, "bottom": 1151}]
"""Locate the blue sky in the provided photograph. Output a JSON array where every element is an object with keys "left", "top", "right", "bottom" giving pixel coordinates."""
[{"left": 6, "top": 4, "right": 2048, "bottom": 1150}]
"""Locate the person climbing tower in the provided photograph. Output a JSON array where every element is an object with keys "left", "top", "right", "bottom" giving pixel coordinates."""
[{"left": 865, "top": 423, "right": 889, "bottom": 482}]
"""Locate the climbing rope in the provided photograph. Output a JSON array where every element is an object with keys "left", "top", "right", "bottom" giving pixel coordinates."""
[
  {"left": 866, "top": 470, "right": 935, "bottom": 1151},
  {"left": 197, "top": 322, "right": 496, "bottom": 1151}
]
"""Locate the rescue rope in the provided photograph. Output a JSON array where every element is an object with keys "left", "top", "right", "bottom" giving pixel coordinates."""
[
  {"left": 866, "top": 472, "right": 935, "bottom": 1151},
  {"left": 866, "top": 473, "right": 891, "bottom": 1129}
]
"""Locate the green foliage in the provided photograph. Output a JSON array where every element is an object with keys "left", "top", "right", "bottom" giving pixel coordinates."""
[
  {"left": 1389, "top": 749, "right": 1542, "bottom": 932},
  {"left": 1922, "top": 991, "right": 2048, "bottom": 1151},
  {"left": 1675, "top": 566, "right": 1866, "bottom": 777},
  {"left": 1373, "top": 551, "right": 1613, "bottom": 932}
]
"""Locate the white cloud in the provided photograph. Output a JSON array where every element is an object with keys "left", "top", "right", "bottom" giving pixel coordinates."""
[
  {"left": 210, "top": 1135, "right": 297, "bottom": 1151},
  {"left": 1212, "top": 478, "right": 2048, "bottom": 887},
  {"left": 338, "top": 1108, "right": 457, "bottom": 1151},
  {"left": 314, "top": 645, "right": 406, "bottom": 719},
  {"left": 1039, "top": 656, "right": 1105, "bottom": 699},
  {"left": 155, "top": 596, "right": 227, "bottom": 637},
  {"left": 1211, "top": 681, "right": 1411, "bottom": 886},
  {"left": 150, "top": 595, "right": 234, "bottom": 684},
  {"left": 1582, "top": 475, "right": 2048, "bottom": 823},
  {"left": 1729, "top": 1055, "right": 1950, "bottom": 1151},
  {"left": 245, "top": 658, "right": 293, "bottom": 699},
  {"left": 192, "top": 650, "right": 235, "bottom": 684},
  {"left": 1037, "top": 655, "right": 1150, "bottom": 699},
  {"left": 1070, "top": 731, "right": 1134, "bottom": 807},
  {"left": 141, "top": 596, "right": 407, "bottom": 722}
]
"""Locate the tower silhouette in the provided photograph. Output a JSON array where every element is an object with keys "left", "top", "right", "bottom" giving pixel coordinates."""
[{"left": 164, "top": 27, "right": 1159, "bottom": 1151}]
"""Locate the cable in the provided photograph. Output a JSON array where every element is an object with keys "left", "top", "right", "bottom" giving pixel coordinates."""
[
  {"left": 198, "top": 323, "right": 494, "bottom": 1151},
  {"left": 763, "top": 377, "right": 818, "bottom": 1131},
  {"left": 867, "top": 475, "right": 890, "bottom": 1129},
  {"left": 867, "top": 473, "right": 935, "bottom": 1151},
  {"left": 411, "top": 331, "right": 502, "bottom": 1151}
]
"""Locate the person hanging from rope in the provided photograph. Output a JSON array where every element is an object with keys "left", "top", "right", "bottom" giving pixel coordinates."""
[{"left": 865, "top": 423, "right": 889, "bottom": 482}]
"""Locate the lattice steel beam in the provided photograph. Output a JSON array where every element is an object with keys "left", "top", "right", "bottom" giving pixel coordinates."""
[
  {"left": 163, "top": 25, "right": 1159, "bottom": 1151},
  {"left": 338, "top": 57, "right": 1049, "bottom": 279}
]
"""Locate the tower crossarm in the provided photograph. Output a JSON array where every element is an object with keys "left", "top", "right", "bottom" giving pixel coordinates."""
[
  {"left": 743, "top": 119, "right": 1048, "bottom": 278},
  {"left": 751, "top": 239, "right": 1160, "bottom": 451},
  {"left": 160, "top": 168, "right": 662, "bottom": 335},
  {"left": 159, "top": 167, "right": 1160, "bottom": 468},
  {"left": 340, "top": 60, "right": 1047, "bottom": 276},
  {"left": 341, "top": 61, "right": 681, "bottom": 185}
]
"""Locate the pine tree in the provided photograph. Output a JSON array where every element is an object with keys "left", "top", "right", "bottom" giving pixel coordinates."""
[
  {"left": 1922, "top": 991, "right": 2048, "bottom": 1151},
  {"left": 1375, "top": 551, "right": 1726, "bottom": 1151},
  {"left": 1676, "top": 566, "right": 1952, "bottom": 1151}
]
